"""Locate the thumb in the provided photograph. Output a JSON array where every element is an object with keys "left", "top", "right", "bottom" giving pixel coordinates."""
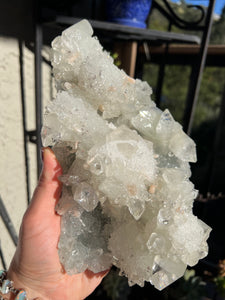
[{"left": 28, "top": 147, "right": 63, "bottom": 218}]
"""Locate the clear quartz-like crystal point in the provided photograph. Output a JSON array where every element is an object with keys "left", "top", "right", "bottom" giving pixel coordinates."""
[
  {"left": 169, "top": 123, "right": 197, "bottom": 162},
  {"left": 151, "top": 255, "right": 186, "bottom": 290},
  {"left": 41, "top": 19, "right": 211, "bottom": 290},
  {"left": 72, "top": 182, "right": 99, "bottom": 212}
]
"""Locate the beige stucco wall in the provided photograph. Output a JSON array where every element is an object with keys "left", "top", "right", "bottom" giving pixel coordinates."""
[{"left": 0, "top": 36, "right": 53, "bottom": 269}]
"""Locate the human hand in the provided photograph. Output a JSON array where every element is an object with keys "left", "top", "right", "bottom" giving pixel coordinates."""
[{"left": 7, "top": 147, "right": 108, "bottom": 300}]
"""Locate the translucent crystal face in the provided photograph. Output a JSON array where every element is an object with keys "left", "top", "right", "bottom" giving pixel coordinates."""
[{"left": 41, "top": 19, "right": 211, "bottom": 290}]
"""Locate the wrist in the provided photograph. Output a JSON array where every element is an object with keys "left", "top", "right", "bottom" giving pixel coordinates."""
[
  {"left": 0, "top": 291, "right": 14, "bottom": 300},
  {"left": 0, "top": 273, "right": 22, "bottom": 300},
  {"left": 7, "top": 269, "right": 48, "bottom": 300},
  {"left": 1, "top": 268, "right": 48, "bottom": 300},
  {"left": 0, "top": 270, "right": 15, "bottom": 300}
]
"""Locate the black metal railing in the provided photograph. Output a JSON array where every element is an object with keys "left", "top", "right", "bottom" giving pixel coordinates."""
[
  {"left": 0, "top": 195, "right": 18, "bottom": 269},
  {"left": 150, "top": 0, "right": 216, "bottom": 135}
]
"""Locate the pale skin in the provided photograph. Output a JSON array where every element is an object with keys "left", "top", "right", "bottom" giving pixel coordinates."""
[{"left": 3, "top": 148, "right": 109, "bottom": 300}]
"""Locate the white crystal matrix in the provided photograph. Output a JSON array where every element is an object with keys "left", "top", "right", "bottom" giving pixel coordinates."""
[{"left": 41, "top": 20, "right": 211, "bottom": 290}]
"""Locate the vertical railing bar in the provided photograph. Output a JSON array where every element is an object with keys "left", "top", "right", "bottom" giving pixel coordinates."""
[
  {"left": 19, "top": 39, "right": 31, "bottom": 205},
  {"left": 155, "top": 21, "right": 172, "bottom": 107},
  {"left": 0, "top": 196, "right": 18, "bottom": 247},
  {"left": 35, "top": 22, "right": 43, "bottom": 178},
  {"left": 207, "top": 84, "right": 225, "bottom": 192},
  {"left": 183, "top": 0, "right": 216, "bottom": 135},
  {"left": 0, "top": 240, "right": 7, "bottom": 270}
]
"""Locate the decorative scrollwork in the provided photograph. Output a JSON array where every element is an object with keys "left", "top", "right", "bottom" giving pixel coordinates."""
[{"left": 152, "top": 0, "right": 206, "bottom": 30}]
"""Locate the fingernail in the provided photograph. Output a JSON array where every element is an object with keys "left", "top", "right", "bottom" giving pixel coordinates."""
[
  {"left": 41, "top": 147, "right": 53, "bottom": 162},
  {"left": 39, "top": 147, "right": 50, "bottom": 180}
]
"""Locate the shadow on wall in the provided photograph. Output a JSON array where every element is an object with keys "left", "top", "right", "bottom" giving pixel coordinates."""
[
  {"left": 0, "top": 0, "right": 34, "bottom": 41},
  {"left": 0, "top": 0, "right": 107, "bottom": 43}
]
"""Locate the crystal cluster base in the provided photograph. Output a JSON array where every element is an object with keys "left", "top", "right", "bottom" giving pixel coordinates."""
[{"left": 41, "top": 20, "right": 211, "bottom": 290}]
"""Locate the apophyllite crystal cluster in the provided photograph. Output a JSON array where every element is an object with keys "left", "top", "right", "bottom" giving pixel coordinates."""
[{"left": 41, "top": 20, "right": 211, "bottom": 290}]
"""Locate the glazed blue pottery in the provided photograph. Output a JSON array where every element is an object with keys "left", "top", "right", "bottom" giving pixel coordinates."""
[{"left": 106, "top": 0, "right": 152, "bottom": 28}]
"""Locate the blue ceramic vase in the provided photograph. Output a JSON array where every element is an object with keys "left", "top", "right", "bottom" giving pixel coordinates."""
[{"left": 106, "top": 0, "right": 152, "bottom": 28}]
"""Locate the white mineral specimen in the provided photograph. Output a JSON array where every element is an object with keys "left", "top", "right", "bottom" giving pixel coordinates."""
[{"left": 41, "top": 19, "right": 211, "bottom": 290}]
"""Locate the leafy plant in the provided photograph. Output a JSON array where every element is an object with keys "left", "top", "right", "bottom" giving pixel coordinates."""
[
  {"left": 111, "top": 52, "right": 121, "bottom": 67},
  {"left": 165, "top": 269, "right": 206, "bottom": 300},
  {"left": 214, "top": 259, "right": 225, "bottom": 297},
  {"left": 102, "top": 268, "right": 130, "bottom": 300}
]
